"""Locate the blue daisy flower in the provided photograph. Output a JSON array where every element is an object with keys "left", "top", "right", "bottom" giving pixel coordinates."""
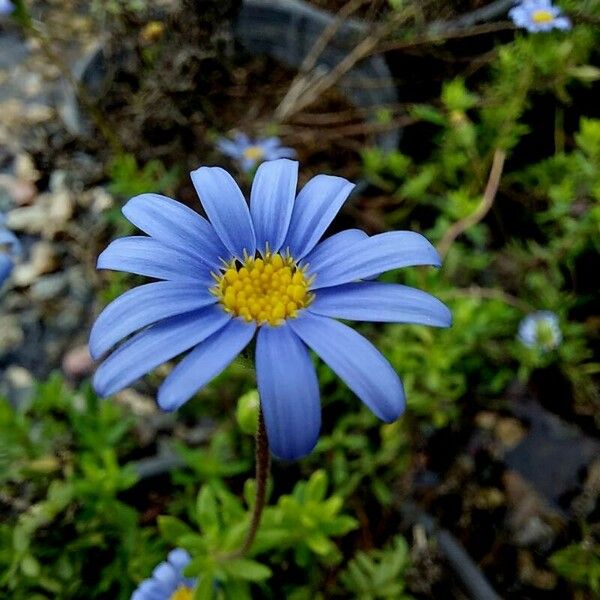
[
  {"left": 0, "top": 213, "right": 21, "bottom": 287},
  {"left": 0, "top": 0, "right": 14, "bottom": 16},
  {"left": 132, "top": 548, "right": 195, "bottom": 600},
  {"left": 216, "top": 133, "right": 296, "bottom": 172},
  {"left": 518, "top": 310, "right": 562, "bottom": 352},
  {"left": 90, "top": 159, "right": 451, "bottom": 459},
  {"left": 509, "top": 0, "right": 571, "bottom": 32}
]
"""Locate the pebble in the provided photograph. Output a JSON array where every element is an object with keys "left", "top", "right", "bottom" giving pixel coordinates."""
[
  {"left": 11, "top": 241, "right": 55, "bottom": 286},
  {"left": 30, "top": 272, "right": 69, "bottom": 301},
  {"left": 0, "top": 314, "right": 24, "bottom": 356},
  {"left": 0, "top": 365, "right": 34, "bottom": 407},
  {"left": 503, "top": 470, "right": 562, "bottom": 549},
  {"left": 62, "top": 343, "right": 94, "bottom": 378}
]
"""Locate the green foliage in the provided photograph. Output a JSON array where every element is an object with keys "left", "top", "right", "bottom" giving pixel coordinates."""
[
  {"left": 362, "top": 67, "right": 599, "bottom": 427},
  {"left": 313, "top": 411, "right": 410, "bottom": 505},
  {"left": 339, "top": 535, "right": 414, "bottom": 599},
  {"left": 0, "top": 375, "right": 157, "bottom": 599},
  {"left": 104, "top": 153, "right": 180, "bottom": 237},
  {"left": 108, "top": 153, "right": 179, "bottom": 199},
  {"left": 550, "top": 541, "right": 600, "bottom": 594},
  {"left": 157, "top": 471, "right": 357, "bottom": 598}
]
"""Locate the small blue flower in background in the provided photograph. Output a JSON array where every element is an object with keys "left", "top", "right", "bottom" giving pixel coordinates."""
[
  {"left": 132, "top": 548, "right": 195, "bottom": 600},
  {"left": 216, "top": 133, "right": 296, "bottom": 172},
  {"left": 509, "top": 0, "right": 571, "bottom": 32},
  {"left": 0, "top": 0, "right": 14, "bottom": 16},
  {"left": 90, "top": 159, "right": 451, "bottom": 460},
  {"left": 0, "top": 213, "right": 21, "bottom": 287},
  {"left": 518, "top": 311, "right": 562, "bottom": 352}
]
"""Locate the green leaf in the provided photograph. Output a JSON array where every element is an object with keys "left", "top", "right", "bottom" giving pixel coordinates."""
[
  {"left": 196, "top": 486, "right": 219, "bottom": 534},
  {"left": 193, "top": 574, "right": 215, "bottom": 600},
  {"left": 20, "top": 554, "right": 41, "bottom": 578},
  {"left": 441, "top": 78, "right": 478, "bottom": 111},
  {"left": 305, "top": 470, "right": 328, "bottom": 502},
  {"left": 157, "top": 516, "right": 193, "bottom": 545},
  {"left": 222, "top": 558, "right": 272, "bottom": 582},
  {"left": 305, "top": 534, "right": 335, "bottom": 556}
]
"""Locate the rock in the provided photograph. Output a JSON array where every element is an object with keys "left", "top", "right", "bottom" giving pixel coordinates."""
[
  {"left": 517, "top": 550, "right": 557, "bottom": 590},
  {"left": 474, "top": 410, "right": 497, "bottom": 430},
  {"left": 30, "top": 272, "right": 69, "bottom": 301},
  {"left": 6, "top": 170, "right": 74, "bottom": 238},
  {"left": 494, "top": 417, "right": 526, "bottom": 449},
  {"left": 89, "top": 186, "right": 114, "bottom": 213},
  {"left": 62, "top": 344, "right": 94, "bottom": 379},
  {"left": 115, "top": 388, "right": 160, "bottom": 417},
  {"left": 0, "top": 173, "right": 37, "bottom": 206},
  {"left": 0, "top": 365, "right": 34, "bottom": 407},
  {"left": 505, "top": 397, "right": 600, "bottom": 509},
  {"left": 503, "top": 470, "right": 563, "bottom": 549},
  {"left": 0, "top": 314, "right": 24, "bottom": 356},
  {"left": 570, "top": 458, "right": 600, "bottom": 519},
  {"left": 14, "top": 153, "right": 40, "bottom": 182},
  {"left": 11, "top": 241, "right": 55, "bottom": 286}
]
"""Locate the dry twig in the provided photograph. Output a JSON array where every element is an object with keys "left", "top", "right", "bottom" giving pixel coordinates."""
[{"left": 437, "top": 149, "right": 506, "bottom": 258}]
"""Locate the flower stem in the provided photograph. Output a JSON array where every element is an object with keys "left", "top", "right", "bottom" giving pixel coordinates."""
[{"left": 228, "top": 408, "right": 270, "bottom": 558}]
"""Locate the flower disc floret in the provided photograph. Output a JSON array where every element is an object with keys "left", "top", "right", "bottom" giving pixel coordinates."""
[
  {"left": 243, "top": 146, "right": 265, "bottom": 161},
  {"left": 532, "top": 9, "right": 554, "bottom": 23},
  {"left": 212, "top": 252, "right": 313, "bottom": 326},
  {"left": 170, "top": 587, "right": 193, "bottom": 600}
]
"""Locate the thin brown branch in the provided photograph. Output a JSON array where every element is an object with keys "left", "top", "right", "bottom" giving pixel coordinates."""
[
  {"left": 373, "top": 21, "right": 514, "bottom": 55},
  {"left": 437, "top": 149, "right": 506, "bottom": 258},
  {"left": 282, "top": 114, "right": 416, "bottom": 142},
  {"left": 299, "top": 0, "right": 372, "bottom": 76},
  {"left": 221, "top": 409, "right": 270, "bottom": 559},
  {"left": 275, "top": 6, "right": 417, "bottom": 122}
]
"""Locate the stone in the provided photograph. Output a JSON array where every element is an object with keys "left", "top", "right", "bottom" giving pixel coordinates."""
[{"left": 62, "top": 344, "right": 94, "bottom": 378}]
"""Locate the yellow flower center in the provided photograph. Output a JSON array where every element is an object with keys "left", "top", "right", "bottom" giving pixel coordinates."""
[
  {"left": 169, "top": 586, "right": 193, "bottom": 600},
  {"left": 532, "top": 9, "right": 554, "bottom": 23},
  {"left": 242, "top": 146, "right": 265, "bottom": 161},
  {"left": 212, "top": 253, "right": 313, "bottom": 326}
]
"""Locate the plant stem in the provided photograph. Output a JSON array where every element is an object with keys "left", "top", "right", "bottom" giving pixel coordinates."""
[
  {"left": 227, "top": 408, "right": 270, "bottom": 559},
  {"left": 437, "top": 149, "right": 506, "bottom": 258}
]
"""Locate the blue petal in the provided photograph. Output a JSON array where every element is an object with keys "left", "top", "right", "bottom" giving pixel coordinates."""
[
  {"left": 93, "top": 306, "right": 230, "bottom": 397},
  {"left": 158, "top": 318, "right": 256, "bottom": 411},
  {"left": 0, "top": 254, "right": 13, "bottom": 286},
  {"left": 256, "top": 324, "right": 320, "bottom": 460},
  {"left": 310, "top": 282, "right": 452, "bottom": 326},
  {"left": 190, "top": 166, "right": 256, "bottom": 259},
  {"left": 167, "top": 549, "right": 191, "bottom": 572},
  {"left": 554, "top": 16, "right": 571, "bottom": 30},
  {"left": 289, "top": 313, "right": 405, "bottom": 422},
  {"left": 152, "top": 563, "right": 178, "bottom": 592},
  {"left": 89, "top": 281, "right": 217, "bottom": 359},
  {"left": 250, "top": 159, "right": 298, "bottom": 253},
  {"left": 234, "top": 132, "right": 251, "bottom": 147},
  {"left": 283, "top": 174, "right": 355, "bottom": 259},
  {"left": 300, "top": 228, "right": 368, "bottom": 273},
  {"left": 259, "top": 137, "right": 282, "bottom": 150},
  {"left": 132, "top": 579, "right": 163, "bottom": 600},
  {"left": 241, "top": 157, "right": 256, "bottom": 173},
  {"left": 311, "top": 231, "right": 441, "bottom": 289},
  {"left": 217, "top": 138, "right": 242, "bottom": 158},
  {"left": 122, "top": 193, "right": 226, "bottom": 267},
  {"left": 97, "top": 236, "right": 212, "bottom": 283}
]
